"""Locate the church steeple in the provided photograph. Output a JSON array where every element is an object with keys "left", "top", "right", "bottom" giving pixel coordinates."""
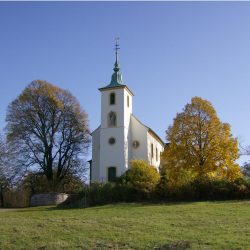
[
  {"left": 110, "top": 37, "right": 123, "bottom": 85},
  {"left": 99, "top": 39, "right": 133, "bottom": 96},
  {"left": 113, "top": 38, "right": 120, "bottom": 72}
]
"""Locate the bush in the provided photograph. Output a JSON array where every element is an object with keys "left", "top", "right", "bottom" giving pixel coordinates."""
[
  {"left": 22, "top": 172, "right": 84, "bottom": 194},
  {"left": 60, "top": 162, "right": 250, "bottom": 208},
  {"left": 3, "top": 188, "right": 30, "bottom": 208},
  {"left": 60, "top": 160, "right": 161, "bottom": 208},
  {"left": 156, "top": 177, "right": 250, "bottom": 202},
  {"left": 120, "top": 160, "right": 160, "bottom": 195},
  {"left": 60, "top": 182, "right": 137, "bottom": 208}
]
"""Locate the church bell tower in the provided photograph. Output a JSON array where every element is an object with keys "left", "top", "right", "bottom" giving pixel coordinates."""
[
  {"left": 91, "top": 39, "right": 164, "bottom": 183},
  {"left": 97, "top": 39, "right": 134, "bottom": 182}
]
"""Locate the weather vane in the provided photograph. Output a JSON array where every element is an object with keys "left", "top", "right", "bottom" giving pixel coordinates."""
[{"left": 114, "top": 37, "right": 120, "bottom": 52}]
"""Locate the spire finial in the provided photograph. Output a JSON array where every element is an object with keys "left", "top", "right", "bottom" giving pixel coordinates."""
[
  {"left": 109, "top": 37, "right": 123, "bottom": 85},
  {"left": 114, "top": 37, "right": 120, "bottom": 72}
]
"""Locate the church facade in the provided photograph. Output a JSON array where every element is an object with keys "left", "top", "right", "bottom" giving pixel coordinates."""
[{"left": 91, "top": 46, "right": 164, "bottom": 182}]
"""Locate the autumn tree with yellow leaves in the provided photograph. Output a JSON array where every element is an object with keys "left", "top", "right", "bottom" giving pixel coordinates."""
[
  {"left": 5, "top": 80, "right": 90, "bottom": 190},
  {"left": 161, "top": 97, "right": 242, "bottom": 187}
]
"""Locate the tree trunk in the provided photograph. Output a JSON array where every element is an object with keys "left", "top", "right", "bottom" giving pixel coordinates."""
[{"left": 0, "top": 185, "right": 4, "bottom": 208}]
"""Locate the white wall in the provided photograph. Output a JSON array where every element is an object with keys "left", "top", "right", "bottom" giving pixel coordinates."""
[
  {"left": 98, "top": 87, "right": 133, "bottom": 181},
  {"left": 101, "top": 88, "right": 132, "bottom": 129},
  {"left": 99, "top": 127, "right": 127, "bottom": 181},
  {"left": 147, "top": 132, "right": 164, "bottom": 170},
  {"left": 129, "top": 115, "right": 164, "bottom": 170},
  {"left": 92, "top": 85, "right": 164, "bottom": 182},
  {"left": 129, "top": 115, "right": 148, "bottom": 163}
]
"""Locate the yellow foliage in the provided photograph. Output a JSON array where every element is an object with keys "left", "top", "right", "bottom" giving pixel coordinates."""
[
  {"left": 125, "top": 160, "right": 160, "bottom": 193},
  {"left": 161, "top": 97, "right": 241, "bottom": 187},
  {"left": 19, "top": 80, "right": 67, "bottom": 112}
]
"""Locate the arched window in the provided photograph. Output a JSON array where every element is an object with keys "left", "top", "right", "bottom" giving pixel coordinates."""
[
  {"left": 108, "top": 112, "right": 117, "bottom": 127},
  {"left": 108, "top": 167, "right": 117, "bottom": 182},
  {"left": 110, "top": 93, "right": 115, "bottom": 105}
]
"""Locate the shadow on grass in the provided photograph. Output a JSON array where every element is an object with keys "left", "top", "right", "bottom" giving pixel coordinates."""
[
  {"left": 4, "top": 206, "right": 57, "bottom": 213},
  {"left": 6, "top": 199, "right": 250, "bottom": 212},
  {"left": 51, "top": 199, "right": 250, "bottom": 211},
  {"left": 154, "top": 240, "right": 191, "bottom": 250}
]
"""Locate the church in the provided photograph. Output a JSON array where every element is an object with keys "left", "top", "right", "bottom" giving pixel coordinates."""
[{"left": 91, "top": 44, "right": 165, "bottom": 183}]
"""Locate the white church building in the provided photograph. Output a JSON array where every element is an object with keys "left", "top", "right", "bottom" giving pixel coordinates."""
[{"left": 91, "top": 45, "right": 165, "bottom": 182}]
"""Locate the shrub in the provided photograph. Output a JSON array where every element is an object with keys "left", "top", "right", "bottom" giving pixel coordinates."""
[
  {"left": 60, "top": 182, "right": 137, "bottom": 208},
  {"left": 157, "top": 178, "right": 250, "bottom": 202},
  {"left": 22, "top": 172, "right": 84, "bottom": 194},
  {"left": 60, "top": 160, "right": 161, "bottom": 208},
  {"left": 120, "top": 160, "right": 160, "bottom": 196},
  {"left": 3, "top": 188, "right": 30, "bottom": 208},
  {"left": 60, "top": 163, "right": 250, "bottom": 208}
]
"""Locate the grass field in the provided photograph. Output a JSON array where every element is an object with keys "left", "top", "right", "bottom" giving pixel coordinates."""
[{"left": 0, "top": 201, "right": 250, "bottom": 250}]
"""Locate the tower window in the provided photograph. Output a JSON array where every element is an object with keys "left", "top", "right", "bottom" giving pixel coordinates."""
[
  {"left": 151, "top": 143, "right": 154, "bottom": 159},
  {"left": 108, "top": 167, "right": 117, "bottom": 182},
  {"left": 132, "top": 140, "right": 140, "bottom": 149},
  {"left": 109, "top": 137, "right": 116, "bottom": 145},
  {"left": 127, "top": 95, "right": 129, "bottom": 107},
  {"left": 110, "top": 93, "right": 115, "bottom": 105},
  {"left": 108, "top": 111, "right": 117, "bottom": 127},
  {"left": 156, "top": 147, "right": 158, "bottom": 161}
]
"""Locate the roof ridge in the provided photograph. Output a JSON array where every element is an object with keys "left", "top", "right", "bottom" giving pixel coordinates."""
[{"left": 131, "top": 114, "right": 165, "bottom": 146}]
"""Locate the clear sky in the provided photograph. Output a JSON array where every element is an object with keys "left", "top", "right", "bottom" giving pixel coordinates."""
[{"left": 1, "top": 2, "right": 250, "bottom": 164}]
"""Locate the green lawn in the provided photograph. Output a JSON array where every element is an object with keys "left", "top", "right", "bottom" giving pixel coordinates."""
[{"left": 0, "top": 201, "right": 249, "bottom": 250}]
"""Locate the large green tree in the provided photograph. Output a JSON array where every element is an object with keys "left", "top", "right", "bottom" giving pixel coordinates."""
[
  {"left": 161, "top": 97, "right": 241, "bottom": 187},
  {"left": 6, "top": 80, "right": 90, "bottom": 189}
]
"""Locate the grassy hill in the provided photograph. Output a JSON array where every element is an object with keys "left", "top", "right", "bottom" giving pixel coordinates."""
[{"left": 0, "top": 201, "right": 249, "bottom": 249}]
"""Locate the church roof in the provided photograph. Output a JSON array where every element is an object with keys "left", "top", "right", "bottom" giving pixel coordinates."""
[
  {"left": 99, "top": 40, "right": 134, "bottom": 96},
  {"left": 131, "top": 114, "right": 165, "bottom": 147},
  {"left": 91, "top": 125, "right": 100, "bottom": 136}
]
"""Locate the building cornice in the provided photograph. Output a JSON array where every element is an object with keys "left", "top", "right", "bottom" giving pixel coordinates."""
[{"left": 98, "top": 85, "right": 134, "bottom": 96}]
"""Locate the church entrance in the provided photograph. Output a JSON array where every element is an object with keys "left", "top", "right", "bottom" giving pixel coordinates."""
[{"left": 108, "top": 167, "right": 117, "bottom": 182}]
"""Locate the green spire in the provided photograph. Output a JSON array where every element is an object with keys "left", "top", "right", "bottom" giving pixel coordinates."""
[{"left": 110, "top": 37, "right": 123, "bottom": 85}]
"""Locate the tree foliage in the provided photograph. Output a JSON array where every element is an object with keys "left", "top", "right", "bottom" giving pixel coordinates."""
[
  {"left": 242, "top": 163, "right": 250, "bottom": 178},
  {"left": 22, "top": 172, "right": 84, "bottom": 194},
  {"left": 0, "top": 134, "right": 14, "bottom": 207},
  {"left": 6, "top": 80, "right": 90, "bottom": 189},
  {"left": 121, "top": 160, "right": 160, "bottom": 193},
  {"left": 0, "top": 135, "right": 6, "bottom": 206},
  {"left": 161, "top": 97, "right": 241, "bottom": 187}
]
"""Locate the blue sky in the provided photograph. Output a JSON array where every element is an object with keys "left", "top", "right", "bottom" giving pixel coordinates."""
[{"left": 1, "top": 2, "right": 250, "bottom": 164}]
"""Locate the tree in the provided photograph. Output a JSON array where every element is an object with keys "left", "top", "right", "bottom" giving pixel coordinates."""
[
  {"left": 6, "top": 80, "right": 90, "bottom": 190},
  {"left": 239, "top": 145, "right": 250, "bottom": 178},
  {"left": 0, "top": 134, "right": 5, "bottom": 168},
  {"left": 0, "top": 134, "right": 16, "bottom": 207},
  {"left": 22, "top": 171, "right": 85, "bottom": 195},
  {"left": 121, "top": 160, "right": 160, "bottom": 194},
  {"left": 242, "top": 162, "right": 250, "bottom": 178},
  {"left": 161, "top": 97, "right": 241, "bottom": 187},
  {"left": 0, "top": 134, "right": 7, "bottom": 206}
]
